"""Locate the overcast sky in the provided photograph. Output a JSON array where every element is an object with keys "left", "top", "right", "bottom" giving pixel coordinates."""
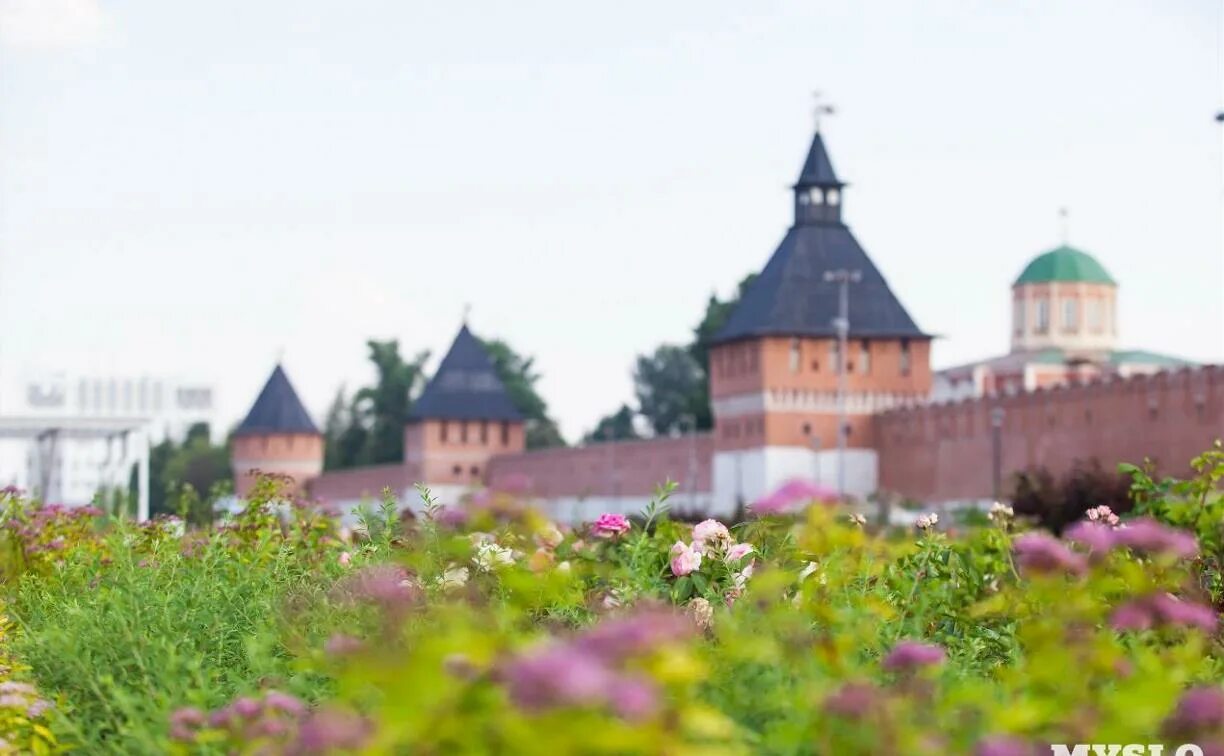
[{"left": 1, "top": 0, "right": 1222, "bottom": 441}]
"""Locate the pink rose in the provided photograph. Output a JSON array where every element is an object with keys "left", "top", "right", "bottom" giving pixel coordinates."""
[
  {"left": 669, "top": 541, "right": 702, "bottom": 577},
  {"left": 338, "top": 551, "right": 352, "bottom": 568},
  {"left": 725, "top": 542, "right": 754, "bottom": 563},
  {"left": 593, "top": 513, "right": 631, "bottom": 539},
  {"left": 691, "top": 519, "right": 730, "bottom": 549}
]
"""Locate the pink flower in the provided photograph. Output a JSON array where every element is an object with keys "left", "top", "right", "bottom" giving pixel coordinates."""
[
  {"left": 264, "top": 691, "right": 305, "bottom": 716},
  {"left": 691, "top": 519, "right": 730, "bottom": 549},
  {"left": 1012, "top": 532, "right": 1087, "bottom": 575},
  {"left": 669, "top": 541, "right": 702, "bottom": 577},
  {"left": 592, "top": 513, "right": 631, "bottom": 539},
  {"left": 337, "top": 551, "right": 352, "bottom": 568},
  {"left": 606, "top": 676, "right": 659, "bottom": 721},
  {"left": 751, "top": 479, "right": 838, "bottom": 515},
  {"left": 1112, "top": 518, "right": 1198, "bottom": 559},
  {"left": 726, "top": 542, "right": 755, "bottom": 563},
  {"left": 881, "top": 641, "right": 945, "bottom": 671}
]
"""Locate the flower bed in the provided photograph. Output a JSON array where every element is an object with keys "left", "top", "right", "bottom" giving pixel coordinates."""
[{"left": 0, "top": 446, "right": 1221, "bottom": 753}]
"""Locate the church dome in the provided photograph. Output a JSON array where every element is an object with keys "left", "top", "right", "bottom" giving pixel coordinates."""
[{"left": 1014, "top": 245, "right": 1116, "bottom": 286}]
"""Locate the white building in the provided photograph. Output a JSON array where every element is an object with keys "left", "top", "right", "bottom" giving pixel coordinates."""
[{"left": 0, "top": 371, "right": 217, "bottom": 509}]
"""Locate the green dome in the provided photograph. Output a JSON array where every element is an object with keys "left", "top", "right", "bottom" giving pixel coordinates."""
[{"left": 1014, "top": 245, "right": 1116, "bottom": 286}]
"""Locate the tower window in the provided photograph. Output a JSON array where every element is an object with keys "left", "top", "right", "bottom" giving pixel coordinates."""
[
  {"left": 452, "top": 464, "right": 462, "bottom": 476},
  {"left": 789, "top": 338, "right": 801, "bottom": 373},
  {"left": 1014, "top": 299, "right": 1026, "bottom": 336},
  {"left": 798, "top": 192, "right": 810, "bottom": 206},
  {"left": 1088, "top": 299, "right": 1103, "bottom": 332},
  {"left": 900, "top": 339, "right": 911, "bottom": 377},
  {"left": 441, "top": 422, "right": 449, "bottom": 443},
  {"left": 808, "top": 188, "right": 824, "bottom": 205},
  {"left": 500, "top": 421, "right": 510, "bottom": 446},
  {"left": 1035, "top": 298, "right": 1050, "bottom": 334},
  {"left": 460, "top": 423, "right": 469, "bottom": 443},
  {"left": 826, "top": 189, "right": 840, "bottom": 206},
  {"left": 480, "top": 421, "right": 488, "bottom": 445},
  {"left": 859, "top": 340, "right": 871, "bottom": 374},
  {"left": 1061, "top": 298, "right": 1078, "bottom": 332}
]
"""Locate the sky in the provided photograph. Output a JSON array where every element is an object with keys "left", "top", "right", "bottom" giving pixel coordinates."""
[{"left": 1, "top": 0, "right": 1222, "bottom": 442}]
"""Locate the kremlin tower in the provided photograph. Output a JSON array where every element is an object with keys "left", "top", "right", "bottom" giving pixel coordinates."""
[{"left": 230, "top": 365, "right": 323, "bottom": 497}]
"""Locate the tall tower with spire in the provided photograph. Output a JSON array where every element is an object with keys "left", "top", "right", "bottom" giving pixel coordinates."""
[
  {"left": 707, "top": 125, "right": 933, "bottom": 508},
  {"left": 403, "top": 324, "right": 525, "bottom": 498},
  {"left": 231, "top": 365, "right": 323, "bottom": 497}
]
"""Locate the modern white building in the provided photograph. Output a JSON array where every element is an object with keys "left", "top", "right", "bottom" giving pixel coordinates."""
[{"left": 0, "top": 370, "right": 217, "bottom": 511}]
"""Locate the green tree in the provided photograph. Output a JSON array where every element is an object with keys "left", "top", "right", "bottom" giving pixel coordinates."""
[
  {"left": 584, "top": 404, "right": 642, "bottom": 443},
  {"left": 481, "top": 338, "right": 566, "bottom": 449},
  {"left": 633, "top": 345, "right": 708, "bottom": 435},
  {"left": 353, "top": 341, "right": 430, "bottom": 465},
  {"left": 142, "top": 422, "right": 232, "bottom": 519}
]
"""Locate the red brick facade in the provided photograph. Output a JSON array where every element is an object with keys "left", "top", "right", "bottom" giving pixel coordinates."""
[
  {"left": 876, "top": 366, "right": 1224, "bottom": 501},
  {"left": 231, "top": 432, "right": 325, "bottom": 497}
]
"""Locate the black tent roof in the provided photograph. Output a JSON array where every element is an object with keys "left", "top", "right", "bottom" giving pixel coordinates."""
[
  {"left": 408, "top": 325, "right": 524, "bottom": 422},
  {"left": 795, "top": 132, "right": 843, "bottom": 187},
  {"left": 235, "top": 365, "right": 319, "bottom": 436},
  {"left": 713, "top": 224, "right": 929, "bottom": 343}
]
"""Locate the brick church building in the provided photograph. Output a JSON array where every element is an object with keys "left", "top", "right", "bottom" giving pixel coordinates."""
[{"left": 231, "top": 124, "right": 1223, "bottom": 519}]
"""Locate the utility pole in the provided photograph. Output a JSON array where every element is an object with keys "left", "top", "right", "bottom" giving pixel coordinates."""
[
  {"left": 823, "top": 268, "right": 861, "bottom": 501},
  {"left": 990, "top": 407, "right": 1005, "bottom": 502}
]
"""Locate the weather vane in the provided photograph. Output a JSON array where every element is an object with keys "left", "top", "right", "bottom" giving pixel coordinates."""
[
  {"left": 812, "top": 91, "right": 836, "bottom": 132},
  {"left": 462, "top": 302, "right": 471, "bottom": 326},
  {"left": 1058, "top": 207, "right": 1070, "bottom": 244}
]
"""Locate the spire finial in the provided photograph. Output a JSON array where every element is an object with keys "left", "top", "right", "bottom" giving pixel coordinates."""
[
  {"left": 461, "top": 303, "right": 471, "bottom": 327},
  {"left": 276, "top": 346, "right": 285, "bottom": 364},
  {"left": 812, "top": 91, "right": 835, "bottom": 132},
  {"left": 1058, "top": 207, "right": 1070, "bottom": 244}
]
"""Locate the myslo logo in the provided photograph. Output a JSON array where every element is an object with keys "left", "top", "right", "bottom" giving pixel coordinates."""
[{"left": 1051, "top": 746, "right": 1203, "bottom": 756}]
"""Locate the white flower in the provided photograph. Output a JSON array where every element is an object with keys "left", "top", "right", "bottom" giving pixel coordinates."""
[
  {"left": 1085, "top": 505, "right": 1119, "bottom": 527},
  {"left": 473, "top": 542, "right": 515, "bottom": 572},
  {"left": 436, "top": 565, "right": 469, "bottom": 592},
  {"left": 915, "top": 513, "right": 939, "bottom": 531},
  {"left": 691, "top": 519, "right": 731, "bottom": 551},
  {"left": 988, "top": 502, "right": 1013, "bottom": 521},
  {"left": 799, "top": 561, "right": 819, "bottom": 581}
]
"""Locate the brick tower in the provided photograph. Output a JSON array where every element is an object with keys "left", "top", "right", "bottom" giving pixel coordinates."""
[
  {"left": 708, "top": 126, "right": 932, "bottom": 508},
  {"left": 404, "top": 325, "right": 525, "bottom": 501},
  {"left": 231, "top": 365, "right": 323, "bottom": 497}
]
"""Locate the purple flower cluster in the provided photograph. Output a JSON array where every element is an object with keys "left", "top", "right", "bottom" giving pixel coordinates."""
[
  {"left": 501, "top": 608, "right": 692, "bottom": 721},
  {"left": 1164, "top": 685, "right": 1224, "bottom": 734},
  {"left": 335, "top": 564, "right": 419, "bottom": 611},
  {"left": 170, "top": 691, "right": 371, "bottom": 753},
  {"left": 1066, "top": 517, "right": 1197, "bottom": 560},
  {"left": 974, "top": 735, "right": 1040, "bottom": 756},
  {"left": 823, "top": 682, "right": 877, "bottom": 719},
  {"left": 750, "top": 479, "right": 838, "bottom": 515},
  {"left": 1110, "top": 593, "right": 1218, "bottom": 633},
  {"left": 0, "top": 681, "right": 52, "bottom": 720},
  {"left": 1012, "top": 533, "right": 1087, "bottom": 575},
  {"left": 881, "top": 640, "right": 946, "bottom": 672}
]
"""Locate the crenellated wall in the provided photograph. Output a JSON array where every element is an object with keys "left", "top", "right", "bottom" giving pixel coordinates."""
[{"left": 875, "top": 366, "right": 1224, "bottom": 502}]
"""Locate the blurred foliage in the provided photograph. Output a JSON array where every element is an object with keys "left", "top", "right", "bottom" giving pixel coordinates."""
[{"left": 1010, "top": 458, "right": 1132, "bottom": 533}]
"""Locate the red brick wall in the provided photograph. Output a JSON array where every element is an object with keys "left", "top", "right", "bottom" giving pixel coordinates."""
[
  {"left": 307, "top": 462, "right": 418, "bottom": 504},
  {"left": 876, "top": 367, "right": 1224, "bottom": 501},
  {"left": 486, "top": 434, "right": 714, "bottom": 498}
]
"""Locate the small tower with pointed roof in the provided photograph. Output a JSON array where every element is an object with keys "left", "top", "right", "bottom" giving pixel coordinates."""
[
  {"left": 404, "top": 324, "right": 525, "bottom": 494},
  {"left": 708, "top": 125, "right": 933, "bottom": 507},
  {"left": 231, "top": 365, "right": 323, "bottom": 497}
]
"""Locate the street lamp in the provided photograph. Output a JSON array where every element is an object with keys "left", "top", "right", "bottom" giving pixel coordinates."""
[
  {"left": 823, "top": 268, "right": 862, "bottom": 501},
  {"left": 990, "top": 406, "right": 1005, "bottom": 502}
]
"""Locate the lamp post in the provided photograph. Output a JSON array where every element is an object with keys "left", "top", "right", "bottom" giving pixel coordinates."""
[
  {"left": 990, "top": 407, "right": 1005, "bottom": 502},
  {"left": 823, "top": 268, "right": 861, "bottom": 501}
]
